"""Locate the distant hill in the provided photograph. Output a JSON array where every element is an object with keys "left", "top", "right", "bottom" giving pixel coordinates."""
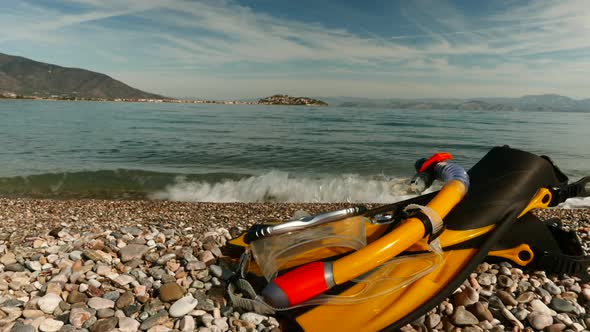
[
  {"left": 0, "top": 52, "right": 164, "bottom": 99},
  {"left": 331, "top": 94, "right": 590, "bottom": 112}
]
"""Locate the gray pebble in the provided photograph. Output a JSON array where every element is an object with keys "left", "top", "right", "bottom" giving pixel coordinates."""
[{"left": 550, "top": 298, "right": 576, "bottom": 313}]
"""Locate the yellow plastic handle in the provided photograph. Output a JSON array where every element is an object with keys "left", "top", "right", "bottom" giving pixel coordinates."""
[{"left": 488, "top": 243, "right": 534, "bottom": 266}]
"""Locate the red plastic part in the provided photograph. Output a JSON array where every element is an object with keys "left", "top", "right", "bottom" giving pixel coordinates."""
[
  {"left": 272, "top": 261, "right": 329, "bottom": 306},
  {"left": 418, "top": 152, "right": 453, "bottom": 173}
]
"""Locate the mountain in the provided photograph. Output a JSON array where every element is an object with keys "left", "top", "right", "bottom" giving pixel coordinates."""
[
  {"left": 0, "top": 52, "right": 164, "bottom": 99},
  {"left": 332, "top": 94, "right": 590, "bottom": 112}
]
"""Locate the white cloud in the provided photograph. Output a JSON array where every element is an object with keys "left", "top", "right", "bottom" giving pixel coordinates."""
[{"left": 1, "top": 0, "right": 590, "bottom": 98}]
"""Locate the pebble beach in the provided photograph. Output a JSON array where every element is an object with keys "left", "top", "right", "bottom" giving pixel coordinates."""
[{"left": 1, "top": 198, "right": 589, "bottom": 332}]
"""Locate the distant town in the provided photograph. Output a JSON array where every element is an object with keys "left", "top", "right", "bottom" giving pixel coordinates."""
[{"left": 0, "top": 92, "right": 328, "bottom": 106}]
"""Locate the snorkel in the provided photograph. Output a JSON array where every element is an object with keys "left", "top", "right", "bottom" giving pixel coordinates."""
[{"left": 260, "top": 153, "right": 469, "bottom": 308}]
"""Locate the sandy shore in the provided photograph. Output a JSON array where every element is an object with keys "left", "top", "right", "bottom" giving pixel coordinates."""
[{"left": 0, "top": 198, "right": 589, "bottom": 331}]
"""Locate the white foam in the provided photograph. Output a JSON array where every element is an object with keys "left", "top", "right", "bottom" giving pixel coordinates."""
[
  {"left": 558, "top": 197, "right": 590, "bottom": 209},
  {"left": 150, "top": 171, "right": 416, "bottom": 203}
]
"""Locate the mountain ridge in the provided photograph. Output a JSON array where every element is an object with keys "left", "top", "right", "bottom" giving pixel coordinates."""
[
  {"left": 323, "top": 94, "right": 590, "bottom": 112},
  {"left": 0, "top": 52, "right": 164, "bottom": 99}
]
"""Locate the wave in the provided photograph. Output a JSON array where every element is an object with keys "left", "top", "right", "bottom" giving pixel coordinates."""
[
  {"left": 0, "top": 169, "right": 250, "bottom": 200},
  {"left": 0, "top": 169, "right": 415, "bottom": 202},
  {"left": 3, "top": 169, "right": 588, "bottom": 207},
  {"left": 559, "top": 197, "right": 590, "bottom": 208},
  {"left": 151, "top": 171, "right": 416, "bottom": 203}
]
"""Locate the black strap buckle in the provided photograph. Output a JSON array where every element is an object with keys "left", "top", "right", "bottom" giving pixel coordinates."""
[{"left": 403, "top": 208, "right": 445, "bottom": 244}]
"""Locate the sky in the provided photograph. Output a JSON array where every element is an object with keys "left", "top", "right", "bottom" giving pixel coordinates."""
[{"left": 1, "top": 0, "right": 590, "bottom": 99}]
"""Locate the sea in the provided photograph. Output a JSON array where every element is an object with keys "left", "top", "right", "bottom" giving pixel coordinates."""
[{"left": 1, "top": 99, "right": 589, "bottom": 206}]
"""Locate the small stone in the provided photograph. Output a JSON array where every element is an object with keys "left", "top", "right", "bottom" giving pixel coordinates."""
[
  {"left": 198, "top": 251, "right": 215, "bottom": 266},
  {"left": 119, "top": 244, "right": 149, "bottom": 263},
  {"left": 88, "top": 297, "right": 115, "bottom": 310},
  {"left": 555, "top": 313, "right": 573, "bottom": 325},
  {"left": 2, "top": 299, "right": 24, "bottom": 307},
  {"left": 209, "top": 265, "right": 223, "bottom": 279},
  {"left": 68, "top": 290, "right": 88, "bottom": 304},
  {"left": 186, "top": 261, "right": 207, "bottom": 271},
  {"left": 468, "top": 302, "right": 493, "bottom": 322},
  {"left": 104, "top": 291, "right": 121, "bottom": 301},
  {"left": 213, "top": 318, "right": 228, "bottom": 330},
  {"left": 25, "top": 260, "right": 42, "bottom": 271},
  {"left": 83, "top": 316, "right": 98, "bottom": 329},
  {"left": 454, "top": 286, "right": 479, "bottom": 307},
  {"left": 10, "top": 323, "right": 35, "bottom": 332},
  {"left": 425, "top": 313, "right": 441, "bottom": 329},
  {"left": 39, "top": 318, "right": 64, "bottom": 332},
  {"left": 179, "top": 316, "right": 195, "bottom": 331},
  {"left": 69, "top": 251, "right": 83, "bottom": 261},
  {"left": 530, "top": 299, "right": 554, "bottom": 315},
  {"left": 170, "top": 296, "right": 199, "bottom": 318},
  {"left": 121, "top": 226, "right": 143, "bottom": 236},
  {"left": 451, "top": 306, "right": 479, "bottom": 326},
  {"left": 546, "top": 323, "right": 567, "bottom": 332},
  {"left": 0, "top": 306, "right": 21, "bottom": 323},
  {"left": 240, "top": 313, "right": 267, "bottom": 326},
  {"left": 544, "top": 282, "right": 562, "bottom": 295},
  {"left": 497, "top": 275, "right": 513, "bottom": 288},
  {"left": 116, "top": 292, "right": 135, "bottom": 309},
  {"left": 83, "top": 250, "right": 112, "bottom": 263},
  {"left": 549, "top": 297, "right": 576, "bottom": 313},
  {"left": 528, "top": 311, "right": 553, "bottom": 330},
  {"left": 123, "top": 303, "right": 142, "bottom": 317},
  {"left": 90, "top": 318, "right": 118, "bottom": 332},
  {"left": 497, "top": 290, "right": 518, "bottom": 306},
  {"left": 536, "top": 286, "right": 553, "bottom": 303},
  {"left": 118, "top": 317, "right": 140, "bottom": 332},
  {"left": 33, "top": 239, "right": 48, "bottom": 248},
  {"left": 201, "top": 313, "right": 214, "bottom": 327},
  {"left": 87, "top": 286, "right": 104, "bottom": 298},
  {"left": 114, "top": 274, "right": 135, "bottom": 287},
  {"left": 157, "top": 253, "right": 176, "bottom": 265},
  {"left": 501, "top": 307, "right": 524, "bottom": 329},
  {"left": 23, "top": 309, "right": 45, "bottom": 318},
  {"left": 518, "top": 280, "right": 532, "bottom": 293},
  {"left": 516, "top": 291, "right": 536, "bottom": 303},
  {"left": 96, "top": 265, "right": 112, "bottom": 276},
  {"left": 159, "top": 282, "right": 185, "bottom": 302},
  {"left": 478, "top": 320, "right": 494, "bottom": 330},
  {"left": 38, "top": 293, "right": 62, "bottom": 314},
  {"left": 139, "top": 310, "right": 169, "bottom": 330},
  {"left": 514, "top": 308, "right": 529, "bottom": 321},
  {"left": 572, "top": 322, "right": 585, "bottom": 332},
  {"left": 0, "top": 252, "right": 16, "bottom": 265},
  {"left": 69, "top": 307, "right": 92, "bottom": 328},
  {"left": 477, "top": 273, "right": 496, "bottom": 286},
  {"left": 97, "top": 308, "right": 115, "bottom": 318},
  {"left": 5, "top": 263, "right": 25, "bottom": 272}
]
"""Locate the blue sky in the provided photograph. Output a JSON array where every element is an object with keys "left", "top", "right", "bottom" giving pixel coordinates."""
[{"left": 1, "top": 0, "right": 590, "bottom": 99}]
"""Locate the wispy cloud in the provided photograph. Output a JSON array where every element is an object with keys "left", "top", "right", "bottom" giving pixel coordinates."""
[{"left": 1, "top": 0, "right": 590, "bottom": 98}]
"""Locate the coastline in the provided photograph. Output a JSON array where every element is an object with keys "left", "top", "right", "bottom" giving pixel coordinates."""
[
  {"left": 1, "top": 198, "right": 589, "bottom": 331},
  {"left": 0, "top": 94, "right": 328, "bottom": 106}
]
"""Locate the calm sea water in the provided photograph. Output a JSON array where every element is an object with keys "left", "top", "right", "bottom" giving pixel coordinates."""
[{"left": 1, "top": 100, "right": 589, "bottom": 202}]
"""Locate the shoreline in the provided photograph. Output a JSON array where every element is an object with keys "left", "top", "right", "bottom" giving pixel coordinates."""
[{"left": 1, "top": 198, "right": 589, "bottom": 331}]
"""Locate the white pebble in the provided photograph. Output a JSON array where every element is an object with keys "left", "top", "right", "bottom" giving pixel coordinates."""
[
  {"left": 170, "top": 296, "right": 199, "bottom": 318},
  {"left": 38, "top": 293, "right": 61, "bottom": 314},
  {"left": 39, "top": 318, "right": 64, "bottom": 332}
]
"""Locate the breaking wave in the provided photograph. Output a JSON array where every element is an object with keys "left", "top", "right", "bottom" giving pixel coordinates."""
[{"left": 151, "top": 171, "right": 416, "bottom": 203}]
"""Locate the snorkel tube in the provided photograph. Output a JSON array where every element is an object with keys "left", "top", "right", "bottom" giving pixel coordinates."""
[{"left": 261, "top": 153, "right": 469, "bottom": 308}]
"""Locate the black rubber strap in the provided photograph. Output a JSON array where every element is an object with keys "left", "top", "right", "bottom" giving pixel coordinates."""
[{"left": 403, "top": 209, "right": 445, "bottom": 244}]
